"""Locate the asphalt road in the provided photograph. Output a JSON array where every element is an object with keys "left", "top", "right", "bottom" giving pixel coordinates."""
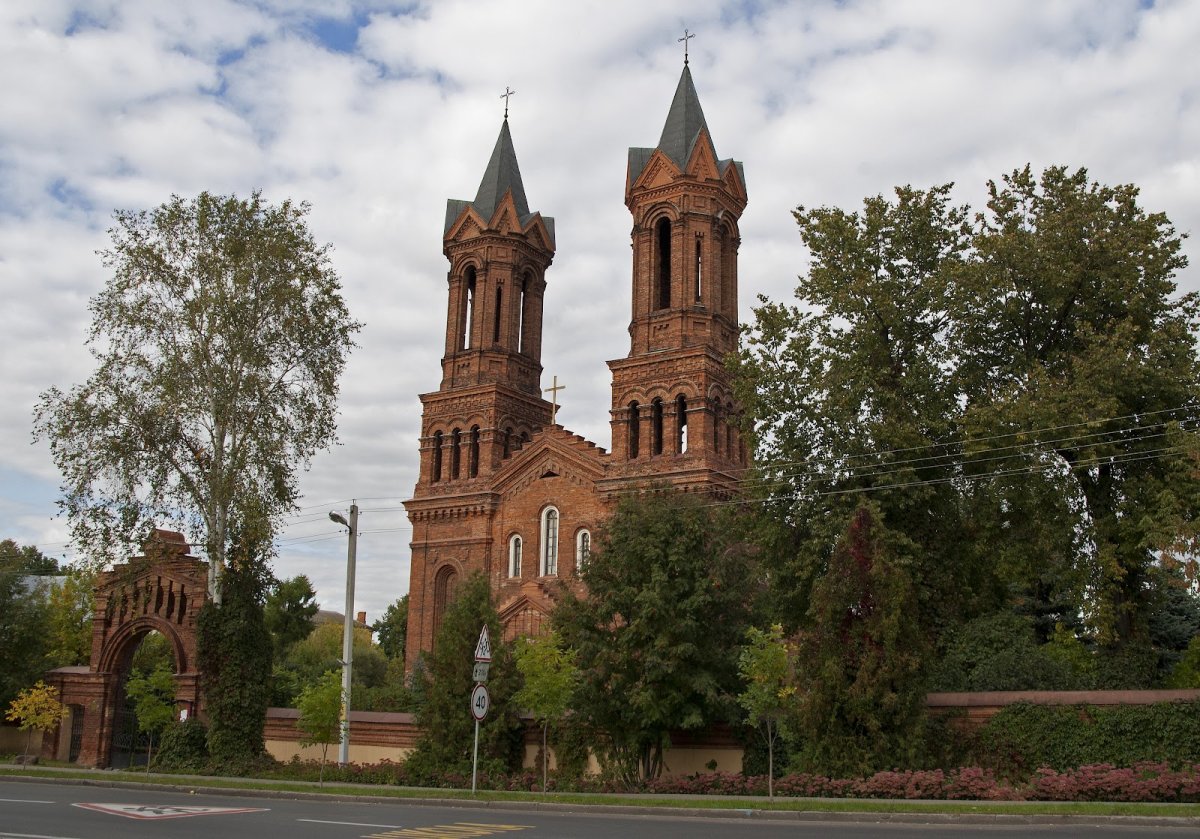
[{"left": 0, "top": 778, "right": 1196, "bottom": 839}]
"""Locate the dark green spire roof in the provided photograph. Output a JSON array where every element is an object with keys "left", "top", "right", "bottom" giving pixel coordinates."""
[
  {"left": 473, "top": 119, "right": 529, "bottom": 219},
  {"left": 446, "top": 119, "right": 553, "bottom": 243},
  {"left": 656, "top": 64, "right": 715, "bottom": 168}
]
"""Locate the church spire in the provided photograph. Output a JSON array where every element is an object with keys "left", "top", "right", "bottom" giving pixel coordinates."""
[
  {"left": 656, "top": 64, "right": 714, "bottom": 169},
  {"left": 472, "top": 119, "right": 530, "bottom": 220}
]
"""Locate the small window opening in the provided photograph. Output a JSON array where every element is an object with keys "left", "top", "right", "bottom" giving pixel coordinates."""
[
  {"left": 450, "top": 428, "right": 461, "bottom": 479},
  {"left": 628, "top": 401, "right": 640, "bottom": 458},
  {"left": 651, "top": 398, "right": 664, "bottom": 456},
  {"left": 432, "top": 431, "right": 443, "bottom": 481}
]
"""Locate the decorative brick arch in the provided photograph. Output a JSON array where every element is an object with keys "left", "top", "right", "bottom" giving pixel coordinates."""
[{"left": 43, "top": 530, "right": 207, "bottom": 767}]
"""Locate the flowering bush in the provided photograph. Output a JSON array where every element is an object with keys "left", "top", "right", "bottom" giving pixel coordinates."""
[{"left": 235, "top": 756, "right": 1200, "bottom": 802}]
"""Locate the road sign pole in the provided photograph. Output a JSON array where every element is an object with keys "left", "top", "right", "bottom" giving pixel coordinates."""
[{"left": 471, "top": 718, "right": 480, "bottom": 793}]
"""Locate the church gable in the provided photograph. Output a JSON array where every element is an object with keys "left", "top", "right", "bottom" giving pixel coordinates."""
[
  {"left": 491, "top": 426, "right": 607, "bottom": 499},
  {"left": 684, "top": 129, "right": 720, "bottom": 180},
  {"left": 444, "top": 205, "right": 488, "bottom": 243},
  {"left": 631, "top": 148, "right": 682, "bottom": 192}
]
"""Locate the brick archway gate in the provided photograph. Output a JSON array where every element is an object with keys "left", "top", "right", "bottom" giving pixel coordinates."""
[{"left": 44, "top": 530, "right": 207, "bottom": 767}]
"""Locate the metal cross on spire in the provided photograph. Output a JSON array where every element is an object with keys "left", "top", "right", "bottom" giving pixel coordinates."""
[
  {"left": 543, "top": 375, "right": 565, "bottom": 424},
  {"left": 679, "top": 28, "right": 695, "bottom": 65},
  {"left": 501, "top": 86, "right": 516, "bottom": 119}
]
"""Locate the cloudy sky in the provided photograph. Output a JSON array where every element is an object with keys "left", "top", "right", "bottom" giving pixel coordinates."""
[{"left": 2, "top": 0, "right": 1198, "bottom": 623}]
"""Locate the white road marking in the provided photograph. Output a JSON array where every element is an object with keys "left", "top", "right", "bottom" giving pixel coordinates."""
[
  {"left": 297, "top": 819, "right": 402, "bottom": 828},
  {"left": 0, "top": 833, "right": 83, "bottom": 839},
  {"left": 0, "top": 799, "right": 54, "bottom": 804}
]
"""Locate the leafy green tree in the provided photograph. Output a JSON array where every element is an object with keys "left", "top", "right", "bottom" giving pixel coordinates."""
[
  {"left": 295, "top": 669, "right": 342, "bottom": 785},
  {"left": 196, "top": 519, "right": 273, "bottom": 769},
  {"left": 791, "top": 504, "right": 927, "bottom": 777},
  {"left": 406, "top": 572, "right": 522, "bottom": 780},
  {"left": 930, "top": 611, "right": 1088, "bottom": 692},
  {"left": 555, "top": 493, "right": 757, "bottom": 785},
  {"left": 0, "top": 541, "right": 55, "bottom": 708},
  {"left": 44, "top": 565, "right": 95, "bottom": 668},
  {"left": 951, "top": 166, "right": 1200, "bottom": 647},
  {"left": 272, "top": 621, "right": 388, "bottom": 708},
  {"left": 1166, "top": 635, "right": 1200, "bottom": 688},
  {"left": 264, "top": 574, "right": 319, "bottom": 656},
  {"left": 513, "top": 630, "right": 578, "bottom": 792},
  {"left": 733, "top": 184, "right": 982, "bottom": 637},
  {"left": 33, "top": 191, "right": 362, "bottom": 601},
  {"left": 5, "top": 680, "right": 67, "bottom": 763},
  {"left": 373, "top": 594, "right": 408, "bottom": 662},
  {"left": 737, "top": 624, "right": 793, "bottom": 797},
  {"left": 125, "top": 665, "right": 177, "bottom": 770}
]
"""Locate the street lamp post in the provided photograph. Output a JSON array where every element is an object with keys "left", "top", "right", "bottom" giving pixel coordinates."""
[{"left": 329, "top": 501, "right": 359, "bottom": 766}]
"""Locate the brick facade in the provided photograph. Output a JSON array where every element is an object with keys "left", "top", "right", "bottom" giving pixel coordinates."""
[{"left": 405, "top": 65, "right": 748, "bottom": 667}]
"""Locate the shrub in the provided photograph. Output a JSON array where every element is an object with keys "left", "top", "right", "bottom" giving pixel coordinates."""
[{"left": 153, "top": 718, "right": 209, "bottom": 771}]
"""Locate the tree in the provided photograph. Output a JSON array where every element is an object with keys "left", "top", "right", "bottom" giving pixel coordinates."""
[
  {"left": 0, "top": 541, "right": 55, "bottom": 708},
  {"left": 373, "top": 594, "right": 408, "bottom": 662},
  {"left": 406, "top": 573, "right": 522, "bottom": 780},
  {"left": 272, "top": 620, "right": 388, "bottom": 708},
  {"left": 737, "top": 624, "right": 793, "bottom": 798},
  {"left": 791, "top": 504, "right": 928, "bottom": 777},
  {"left": 295, "top": 669, "right": 342, "bottom": 785},
  {"left": 732, "top": 184, "right": 982, "bottom": 637},
  {"left": 34, "top": 191, "right": 362, "bottom": 601},
  {"left": 196, "top": 519, "right": 273, "bottom": 769},
  {"left": 513, "top": 630, "right": 578, "bottom": 792},
  {"left": 554, "top": 493, "right": 757, "bottom": 785},
  {"left": 125, "top": 665, "right": 177, "bottom": 770},
  {"left": 44, "top": 565, "right": 95, "bottom": 668},
  {"left": 264, "top": 574, "right": 319, "bottom": 656},
  {"left": 951, "top": 166, "right": 1200, "bottom": 647},
  {"left": 5, "top": 681, "right": 67, "bottom": 764}
]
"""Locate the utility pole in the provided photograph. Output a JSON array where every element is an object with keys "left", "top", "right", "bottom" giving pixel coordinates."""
[{"left": 329, "top": 501, "right": 359, "bottom": 766}]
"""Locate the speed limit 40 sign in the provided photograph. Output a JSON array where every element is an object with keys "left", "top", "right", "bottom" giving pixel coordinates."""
[{"left": 470, "top": 683, "right": 490, "bottom": 721}]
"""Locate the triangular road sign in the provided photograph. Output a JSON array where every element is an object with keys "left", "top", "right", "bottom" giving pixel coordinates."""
[
  {"left": 474, "top": 625, "right": 492, "bottom": 662},
  {"left": 73, "top": 803, "right": 268, "bottom": 820}
]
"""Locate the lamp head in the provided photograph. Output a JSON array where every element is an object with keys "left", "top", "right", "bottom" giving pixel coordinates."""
[{"left": 329, "top": 511, "right": 349, "bottom": 528}]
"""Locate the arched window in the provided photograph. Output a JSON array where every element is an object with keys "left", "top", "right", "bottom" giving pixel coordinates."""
[
  {"left": 726, "top": 402, "right": 735, "bottom": 456},
  {"left": 508, "top": 534, "right": 522, "bottom": 578},
  {"left": 462, "top": 266, "right": 477, "bottom": 350},
  {"left": 431, "top": 430, "right": 443, "bottom": 481},
  {"left": 540, "top": 507, "right": 559, "bottom": 576},
  {"left": 628, "top": 401, "right": 640, "bottom": 458},
  {"left": 468, "top": 426, "right": 480, "bottom": 478},
  {"left": 675, "top": 394, "right": 688, "bottom": 454},
  {"left": 575, "top": 529, "right": 591, "bottom": 572},
  {"left": 651, "top": 398, "right": 664, "bottom": 456},
  {"left": 655, "top": 217, "right": 671, "bottom": 310},
  {"left": 695, "top": 235, "right": 703, "bottom": 302},
  {"left": 450, "top": 428, "right": 461, "bottom": 479},
  {"left": 433, "top": 565, "right": 458, "bottom": 642},
  {"left": 493, "top": 286, "right": 503, "bottom": 344},
  {"left": 502, "top": 426, "right": 513, "bottom": 459}
]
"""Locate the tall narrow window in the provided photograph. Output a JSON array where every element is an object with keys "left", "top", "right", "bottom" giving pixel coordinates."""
[
  {"left": 575, "top": 529, "right": 591, "bottom": 572},
  {"left": 463, "top": 267, "right": 477, "bottom": 350},
  {"left": 431, "top": 430, "right": 443, "bottom": 481},
  {"left": 651, "top": 398, "right": 664, "bottom": 456},
  {"left": 656, "top": 218, "right": 671, "bottom": 310},
  {"left": 508, "top": 534, "right": 522, "bottom": 578},
  {"left": 502, "top": 426, "right": 513, "bottom": 459},
  {"left": 450, "top": 428, "right": 461, "bottom": 479},
  {"left": 541, "top": 507, "right": 559, "bottom": 576},
  {"left": 726, "top": 402, "right": 735, "bottom": 456},
  {"left": 493, "top": 286, "right": 503, "bottom": 344},
  {"left": 712, "top": 403, "right": 721, "bottom": 454},
  {"left": 675, "top": 394, "right": 688, "bottom": 454},
  {"left": 468, "top": 426, "right": 480, "bottom": 478},
  {"left": 695, "top": 235, "right": 703, "bottom": 302},
  {"left": 517, "top": 275, "right": 528, "bottom": 353},
  {"left": 628, "top": 401, "right": 640, "bottom": 458}
]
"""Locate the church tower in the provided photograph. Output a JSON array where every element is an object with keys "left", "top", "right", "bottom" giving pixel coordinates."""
[
  {"left": 405, "top": 117, "right": 556, "bottom": 660},
  {"left": 603, "top": 63, "right": 748, "bottom": 495}
]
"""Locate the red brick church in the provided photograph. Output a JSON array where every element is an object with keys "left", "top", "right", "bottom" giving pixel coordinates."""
[{"left": 403, "top": 63, "right": 749, "bottom": 666}]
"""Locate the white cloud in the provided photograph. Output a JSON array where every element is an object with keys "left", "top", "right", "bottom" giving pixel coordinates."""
[{"left": 1, "top": 0, "right": 1197, "bottom": 623}]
